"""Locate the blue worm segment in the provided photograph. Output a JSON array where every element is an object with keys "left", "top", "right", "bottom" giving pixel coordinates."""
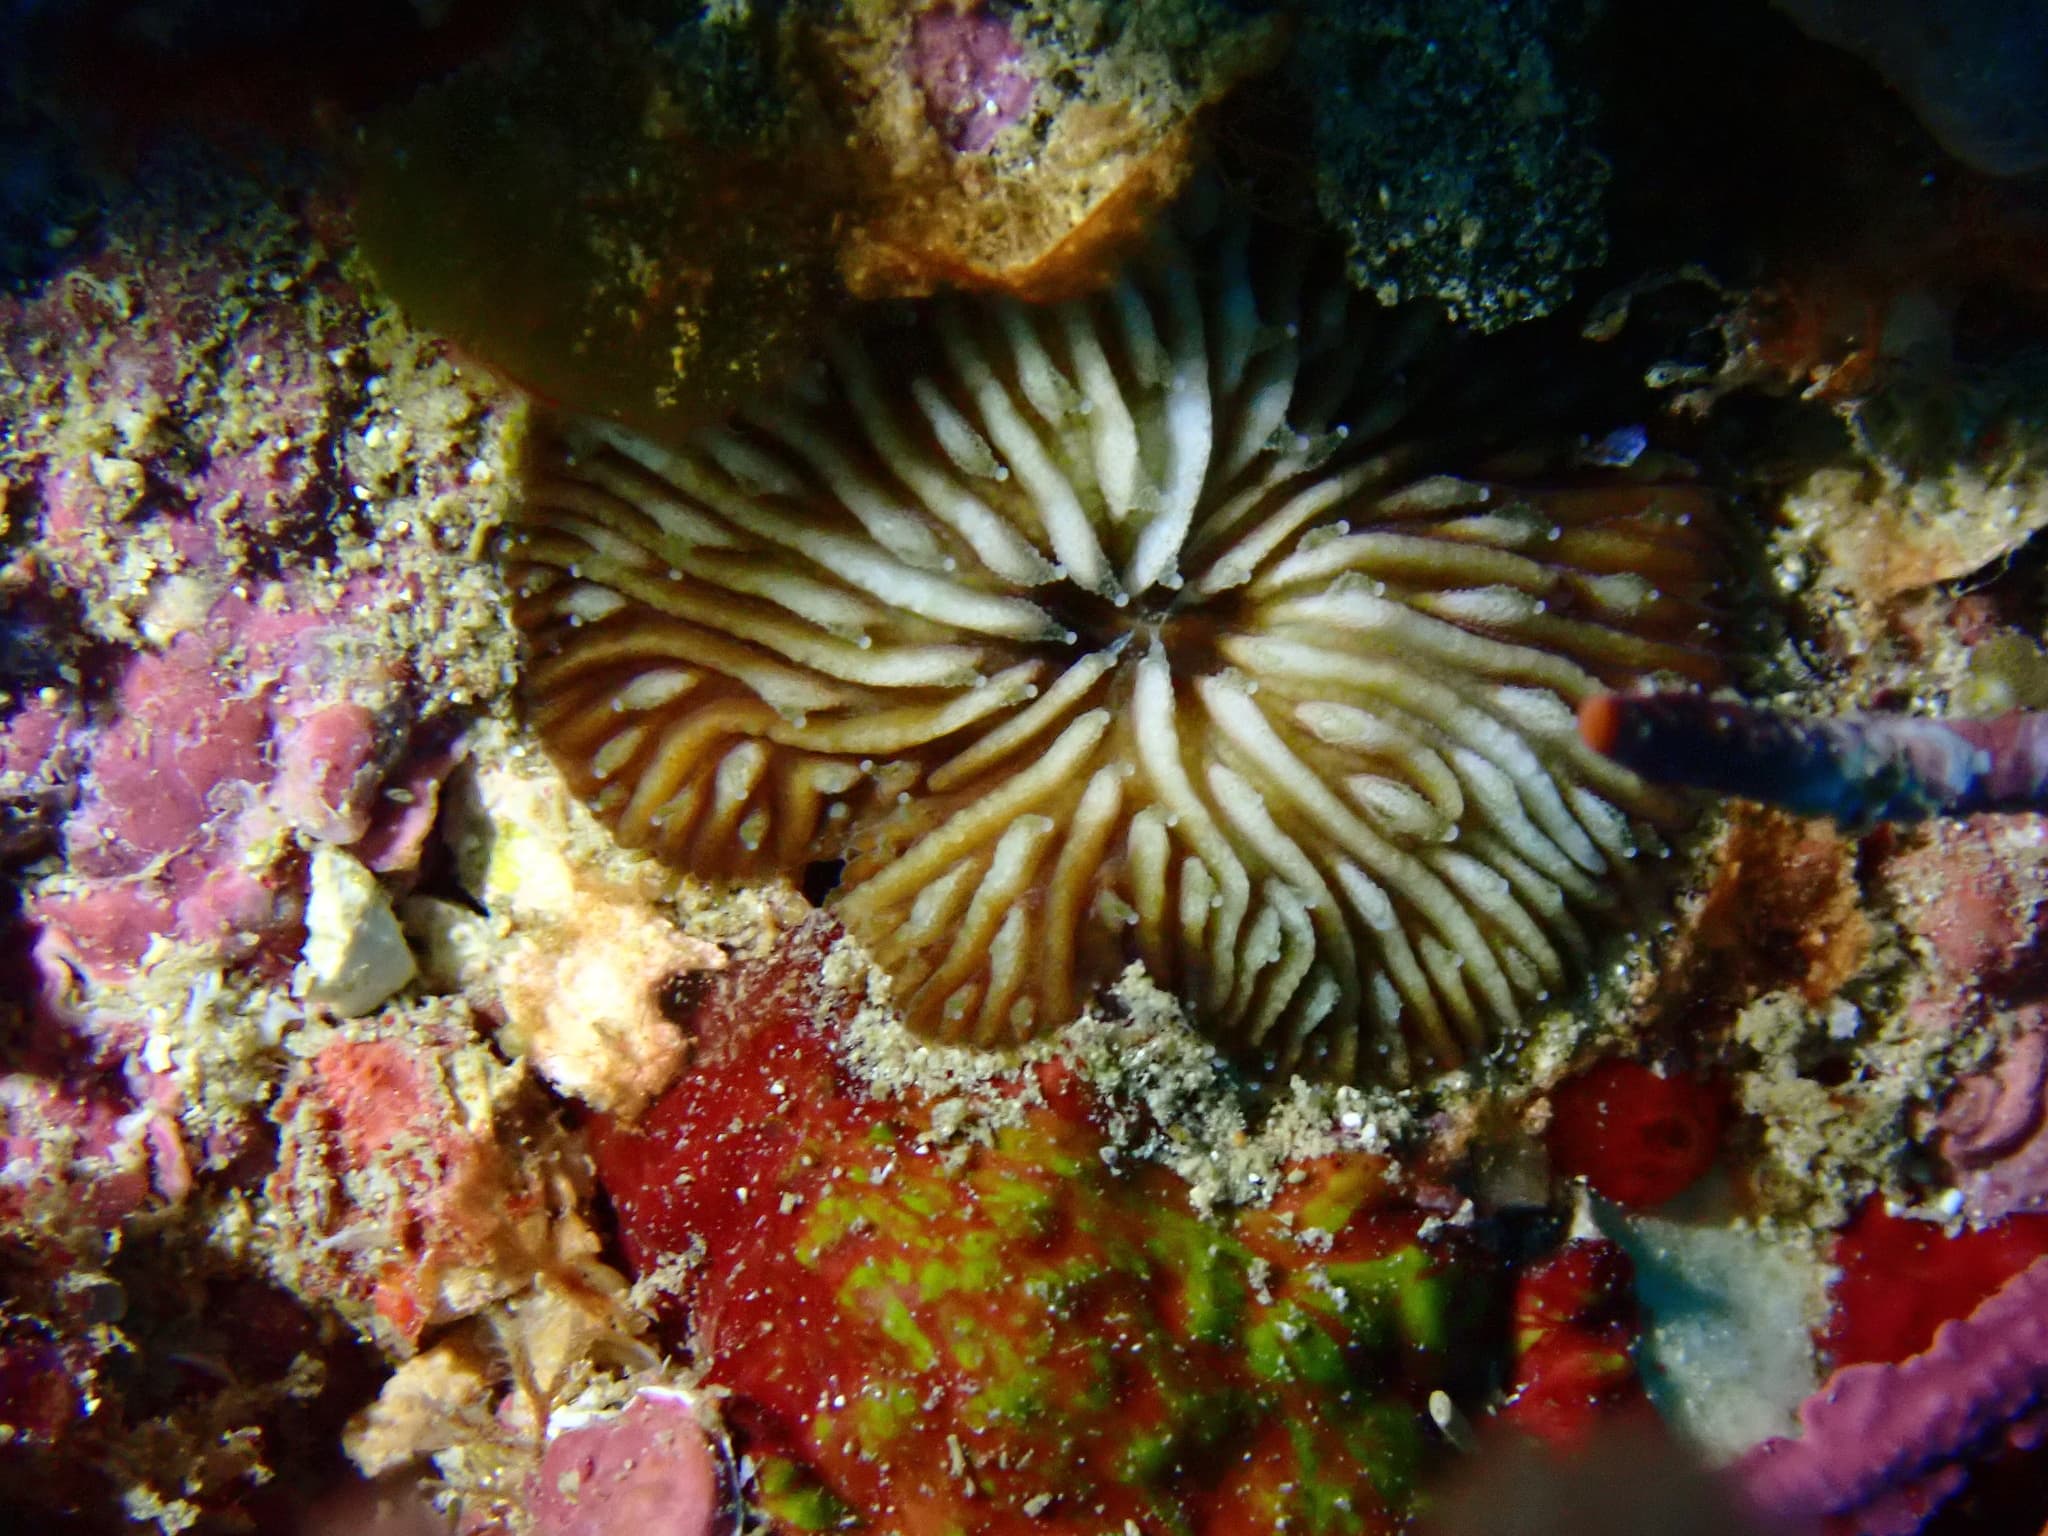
[{"left": 1578, "top": 693, "right": 2048, "bottom": 827}]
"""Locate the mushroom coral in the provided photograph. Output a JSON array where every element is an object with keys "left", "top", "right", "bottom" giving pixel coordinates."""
[{"left": 503, "top": 202, "right": 1720, "bottom": 1084}]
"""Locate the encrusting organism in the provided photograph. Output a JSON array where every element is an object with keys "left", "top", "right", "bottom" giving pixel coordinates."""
[
  {"left": 1579, "top": 690, "right": 2048, "bottom": 826},
  {"left": 504, "top": 199, "right": 1722, "bottom": 1085},
  {"left": 1733, "top": 1252, "right": 2048, "bottom": 1535}
]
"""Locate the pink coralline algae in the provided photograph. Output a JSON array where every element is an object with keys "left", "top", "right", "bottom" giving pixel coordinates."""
[
  {"left": 24, "top": 579, "right": 440, "bottom": 985},
  {"left": 1734, "top": 1255, "right": 2048, "bottom": 1536},
  {"left": 1885, "top": 821, "right": 2048, "bottom": 1003},
  {"left": 11, "top": 215, "right": 366, "bottom": 601},
  {"left": 909, "top": 4, "right": 1035, "bottom": 153},
  {"left": 0, "top": 165, "right": 523, "bottom": 1528},
  {"left": 526, "top": 1389, "right": 727, "bottom": 1536},
  {"left": 264, "top": 1024, "right": 542, "bottom": 1350},
  {"left": 0, "top": 1074, "right": 156, "bottom": 1228},
  {"left": 1939, "top": 1018, "right": 2048, "bottom": 1224}
]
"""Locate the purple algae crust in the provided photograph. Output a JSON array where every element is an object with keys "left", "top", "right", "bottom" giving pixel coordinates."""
[
  {"left": 1734, "top": 1255, "right": 2048, "bottom": 1534},
  {"left": 909, "top": 4, "right": 1036, "bottom": 153}
]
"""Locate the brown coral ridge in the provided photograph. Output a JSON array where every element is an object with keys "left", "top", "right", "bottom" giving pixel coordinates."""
[{"left": 504, "top": 204, "right": 1723, "bottom": 1087}]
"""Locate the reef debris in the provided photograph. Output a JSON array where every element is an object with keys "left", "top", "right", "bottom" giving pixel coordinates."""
[
  {"left": 300, "top": 842, "right": 417, "bottom": 1017},
  {"left": 1772, "top": 461, "right": 2048, "bottom": 611},
  {"left": 263, "top": 1017, "right": 551, "bottom": 1353},
  {"left": 412, "top": 747, "right": 732, "bottom": 1119}
]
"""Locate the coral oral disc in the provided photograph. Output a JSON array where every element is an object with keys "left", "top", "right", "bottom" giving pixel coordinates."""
[{"left": 507, "top": 209, "right": 1721, "bottom": 1083}]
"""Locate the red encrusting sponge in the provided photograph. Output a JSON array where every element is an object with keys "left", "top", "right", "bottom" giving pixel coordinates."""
[{"left": 1546, "top": 1058, "right": 1728, "bottom": 1209}]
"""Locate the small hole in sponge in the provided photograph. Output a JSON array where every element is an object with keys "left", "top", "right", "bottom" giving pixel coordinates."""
[
  {"left": 1803, "top": 1054, "right": 1854, "bottom": 1089},
  {"left": 656, "top": 969, "right": 719, "bottom": 1030},
  {"left": 801, "top": 858, "right": 846, "bottom": 905}
]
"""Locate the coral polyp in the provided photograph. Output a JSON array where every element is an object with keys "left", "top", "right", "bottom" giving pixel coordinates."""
[{"left": 506, "top": 211, "right": 1721, "bottom": 1083}]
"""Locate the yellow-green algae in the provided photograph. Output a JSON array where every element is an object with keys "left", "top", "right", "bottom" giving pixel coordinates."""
[{"left": 593, "top": 949, "right": 1501, "bottom": 1535}]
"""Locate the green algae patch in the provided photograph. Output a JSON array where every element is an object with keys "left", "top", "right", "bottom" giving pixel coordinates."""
[
  {"left": 755, "top": 1455, "right": 858, "bottom": 1532},
  {"left": 1323, "top": 1248, "right": 1470, "bottom": 1354},
  {"left": 591, "top": 942, "right": 1507, "bottom": 1536},
  {"left": 1146, "top": 1210, "right": 1252, "bottom": 1345}
]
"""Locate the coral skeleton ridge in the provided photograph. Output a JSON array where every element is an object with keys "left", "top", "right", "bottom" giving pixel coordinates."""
[{"left": 507, "top": 211, "right": 1720, "bottom": 1084}]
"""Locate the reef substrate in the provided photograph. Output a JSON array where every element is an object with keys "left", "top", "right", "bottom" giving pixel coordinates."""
[{"left": 7, "top": 3, "right": 2048, "bottom": 1536}]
